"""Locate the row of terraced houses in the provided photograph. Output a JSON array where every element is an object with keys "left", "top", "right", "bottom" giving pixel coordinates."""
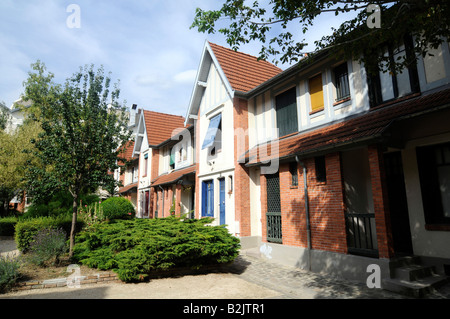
[{"left": 115, "top": 37, "right": 450, "bottom": 294}]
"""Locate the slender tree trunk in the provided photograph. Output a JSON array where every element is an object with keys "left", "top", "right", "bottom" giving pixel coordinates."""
[{"left": 69, "top": 193, "right": 78, "bottom": 259}]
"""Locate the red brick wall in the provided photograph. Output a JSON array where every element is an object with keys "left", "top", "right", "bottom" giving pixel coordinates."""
[
  {"left": 153, "top": 187, "right": 172, "bottom": 218},
  {"left": 306, "top": 154, "right": 347, "bottom": 253},
  {"left": 234, "top": 97, "right": 251, "bottom": 237},
  {"left": 260, "top": 153, "right": 347, "bottom": 254},
  {"left": 258, "top": 147, "right": 396, "bottom": 259},
  {"left": 368, "top": 144, "right": 394, "bottom": 258}
]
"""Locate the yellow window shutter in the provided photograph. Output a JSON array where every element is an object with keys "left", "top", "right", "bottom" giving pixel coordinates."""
[{"left": 309, "top": 74, "right": 324, "bottom": 112}]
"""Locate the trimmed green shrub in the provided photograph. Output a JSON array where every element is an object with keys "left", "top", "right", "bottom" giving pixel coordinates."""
[
  {"left": 0, "top": 217, "right": 18, "bottom": 237},
  {"left": 15, "top": 215, "right": 84, "bottom": 252},
  {"left": 72, "top": 217, "right": 240, "bottom": 282},
  {"left": 0, "top": 255, "right": 20, "bottom": 293},
  {"left": 27, "top": 228, "right": 67, "bottom": 266},
  {"left": 100, "top": 197, "right": 135, "bottom": 220}
]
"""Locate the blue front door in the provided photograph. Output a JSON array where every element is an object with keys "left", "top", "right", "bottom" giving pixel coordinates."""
[
  {"left": 202, "top": 180, "right": 214, "bottom": 217},
  {"left": 219, "top": 178, "right": 225, "bottom": 225}
]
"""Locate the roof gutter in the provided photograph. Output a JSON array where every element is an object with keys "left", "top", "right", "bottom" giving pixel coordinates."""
[{"left": 241, "top": 49, "right": 332, "bottom": 99}]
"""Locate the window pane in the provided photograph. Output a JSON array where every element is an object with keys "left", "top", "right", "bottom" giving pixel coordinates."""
[
  {"left": 309, "top": 74, "right": 324, "bottom": 112},
  {"left": 202, "top": 113, "right": 222, "bottom": 149},
  {"left": 276, "top": 87, "right": 298, "bottom": 137},
  {"left": 266, "top": 173, "right": 281, "bottom": 212},
  {"left": 315, "top": 156, "right": 327, "bottom": 183},
  {"left": 290, "top": 162, "right": 298, "bottom": 186},
  {"left": 334, "top": 63, "right": 350, "bottom": 101}
]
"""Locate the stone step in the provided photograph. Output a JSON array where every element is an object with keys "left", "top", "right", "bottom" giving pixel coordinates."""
[
  {"left": 383, "top": 273, "right": 449, "bottom": 298},
  {"left": 389, "top": 256, "right": 421, "bottom": 273},
  {"left": 394, "top": 264, "right": 436, "bottom": 281}
]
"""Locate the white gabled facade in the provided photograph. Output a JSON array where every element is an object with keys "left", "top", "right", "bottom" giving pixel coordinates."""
[{"left": 186, "top": 41, "right": 238, "bottom": 234}]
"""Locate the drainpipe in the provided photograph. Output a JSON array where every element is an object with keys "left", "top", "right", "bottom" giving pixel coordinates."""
[
  {"left": 158, "top": 185, "right": 165, "bottom": 217},
  {"left": 296, "top": 156, "right": 312, "bottom": 271}
]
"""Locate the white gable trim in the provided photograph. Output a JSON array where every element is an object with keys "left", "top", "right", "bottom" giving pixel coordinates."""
[
  {"left": 133, "top": 112, "right": 148, "bottom": 156},
  {"left": 184, "top": 41, "right": 235, "bottom": 126}
]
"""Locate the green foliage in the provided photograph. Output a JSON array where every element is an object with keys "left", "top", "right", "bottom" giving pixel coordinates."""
[
  {"left": 27, "top": 228, "right": 67, "bottom": 266},
  {"left": 100, "top": 197, "right": 135, "bottom": 220},
  {"left": 72, "top": 217, "right": 241, "bottom": 282},
  {"left": 23, "top": 62, "right": 132, "bottom": 204},
  {"left": 0, "top": 104, "right": 9, "bottom": 131},
  {"left": 0, "top": 217, "right": 18, "bottom": 236},
  {"left": 0, "top": 255, "right": 20, "bottom": 293},
  {"left": 0, "top": 119, "right": 41, "bottom": 216},
  {"left": 191, "top": 0, "right": 450, "bottom": 72},
  {"left": 23, "top": 191, "right": 100, "bottom": 219},
  {"left": 21, "top": 61, "right": 132, "bottom": 256},
  {"left": 14, "top": 215, "right": 84, "bottom": 252}
]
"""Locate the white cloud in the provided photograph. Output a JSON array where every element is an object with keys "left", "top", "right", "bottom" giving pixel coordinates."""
[
  {"left": 0, "top": 0, "right": 357, "bottom": 116},
  {"left": 174, "top": 69, "right": 197, "bottom": 84}
]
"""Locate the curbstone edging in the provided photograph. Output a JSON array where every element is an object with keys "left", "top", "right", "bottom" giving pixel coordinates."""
[{"left": 14, "top": 272, "right": 119, "bottom": 291}]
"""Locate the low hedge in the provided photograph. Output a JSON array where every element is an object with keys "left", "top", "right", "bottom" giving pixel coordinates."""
[
  {"left": 72, "top": 217, "right": 241, "bottom": 282},
  {"left": 0, "top": 217, "right": 18, "bottom": 237},
  {"left": 15, "top": 215, "right": 84, "bottom": 252}
]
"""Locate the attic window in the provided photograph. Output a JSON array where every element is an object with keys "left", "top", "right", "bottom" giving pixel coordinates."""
[
  {"left": 309, "top": 74, "right": 324, "bottom": 113},
  {"left": 334, "top": 63, "right": 351, "bottom": 102},
  {"left": 276, "top": 87, "right": 298, "bottom": 137}
]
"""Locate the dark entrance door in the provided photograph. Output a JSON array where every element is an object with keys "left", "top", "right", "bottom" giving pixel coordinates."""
[
  {"left": 145, "top": 191, "right": 150, "bottom": 218},
  {"left": 384, "top": 151, "right": 414, "bottom": 255}
]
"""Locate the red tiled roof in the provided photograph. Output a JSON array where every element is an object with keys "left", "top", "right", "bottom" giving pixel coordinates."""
[
  {"left": 151, "top": 165, "right": 196, "bottom": 187},
  {"left": 143, "top": 110, "right": 187, "bottom": 146},
  {"left": 119, "top": 182, "right": 138, "bottom": 194},
  {"left": 117, "top": 140, "right": 137, "bottom": 163},
  {"left": 243, "top": 87, "right": 450, "bottom": 165},
  {"left": 209, "top": 42, "right": 282, "bottom": 93}
]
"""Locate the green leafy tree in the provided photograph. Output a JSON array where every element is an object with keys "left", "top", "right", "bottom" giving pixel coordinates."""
[
  {"left": 0, "top": 104, "right": 9, "bottom": 131},
  {"left": 0, "top": 119, "right": 41, "bottom": 216},
  {"left": 191, "top": 0, "right": 450, "bottom": 72},
  {"left": 22, "top": 61, "right": 132, "bottom": 258}
]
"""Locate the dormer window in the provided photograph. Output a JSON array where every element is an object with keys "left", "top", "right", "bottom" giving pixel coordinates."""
[
  {"left": 275, "top": 87, "right": 298, "bottom": 137},
  {"left": 309, "top": 74, "right": 324, "bottom": 114},
  {"left": 366, "top": 35, "right": 420, "bottom": 108},
  {"left": 333, "top": 63, "right": 351, "bottom": 102}
]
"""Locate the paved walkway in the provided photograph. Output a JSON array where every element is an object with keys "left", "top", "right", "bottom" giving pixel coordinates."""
[
  {"left": 1, "top": 238, "right": 449, "bottom": 299},
  {"left": 229, "top": 254, "right": 450, "bottom": 299}
]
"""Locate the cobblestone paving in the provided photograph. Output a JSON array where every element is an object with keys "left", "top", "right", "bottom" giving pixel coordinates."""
[{"left": 225, "top": 254, "right": 450, "bottom": 299}]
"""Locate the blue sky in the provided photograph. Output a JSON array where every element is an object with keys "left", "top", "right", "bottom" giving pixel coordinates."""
[{"left": 0, "top": 0, "right": 359, "bottom": 116}]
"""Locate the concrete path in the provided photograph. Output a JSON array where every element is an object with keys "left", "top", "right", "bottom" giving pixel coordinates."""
[{"left": 1, "top": 239, "right": 449, "bottom": 299}]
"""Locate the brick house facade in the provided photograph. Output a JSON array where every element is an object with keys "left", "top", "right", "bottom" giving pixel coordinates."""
[
  {"left": 125, "top": 37, "right": 450, "bottom": 291},
  {"left": 184, "top": 39, "right": 450, "bottom": 289}
]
